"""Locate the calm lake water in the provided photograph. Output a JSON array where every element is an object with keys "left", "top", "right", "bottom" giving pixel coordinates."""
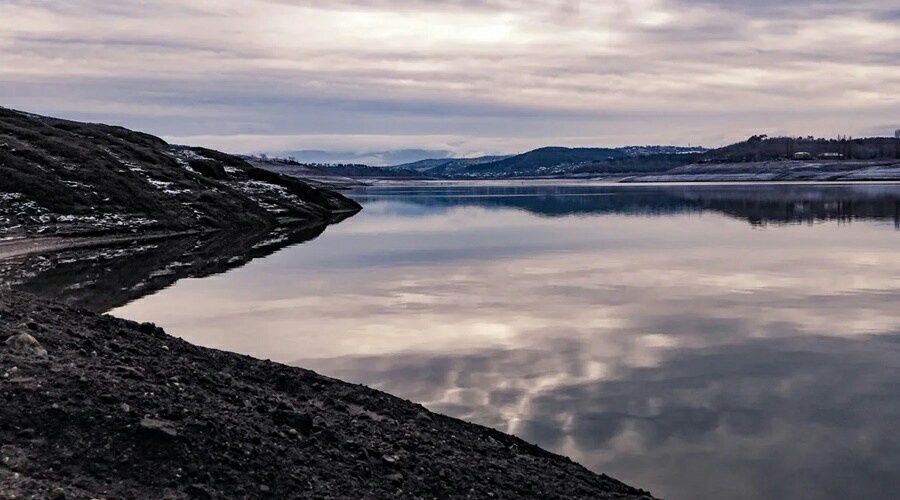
[{"left": 110, "top": 182, "right": 900, "bottom": 500}]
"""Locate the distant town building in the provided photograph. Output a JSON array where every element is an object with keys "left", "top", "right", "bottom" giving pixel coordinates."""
[
  {"left": 820, "top": 152, "right": 843, "bottom": 159},
  {"left": 793, "top": 152, "right": 813, "bottom": 160},
  {"left": 895, "top": 129, "right": 900, "bottom": 139}
]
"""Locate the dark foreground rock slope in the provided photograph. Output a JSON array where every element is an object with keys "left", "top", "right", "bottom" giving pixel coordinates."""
[
  {"left": 0, "top": 292, "right": 654, "bottom": 500},
  {"left": 0, "top": 108, "right": 360, "bottom": 239}
]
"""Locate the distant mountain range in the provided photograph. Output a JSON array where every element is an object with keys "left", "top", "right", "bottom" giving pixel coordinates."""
[{"left": 257, "top": 137, "right": 900, "bottom": 181}]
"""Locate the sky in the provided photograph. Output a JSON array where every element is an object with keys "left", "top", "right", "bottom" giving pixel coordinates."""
[{"left": 1, "top": 0, "right": 898, "bottom": 160}]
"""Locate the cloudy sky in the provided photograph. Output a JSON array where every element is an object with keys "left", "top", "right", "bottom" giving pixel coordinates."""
[{"left": 1, "top": 0, "right": 898, "bottom": 158}]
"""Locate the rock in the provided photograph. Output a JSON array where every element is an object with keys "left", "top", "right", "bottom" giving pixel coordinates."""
[
  {"left": 139, "top": 417, "right": 178, "bottom": 438},
  {"left": 385, "top": 472, "right": 404, "bottom": 483},
  {"left": 5, "top": 333, "right": 48, "bottom": 358}
]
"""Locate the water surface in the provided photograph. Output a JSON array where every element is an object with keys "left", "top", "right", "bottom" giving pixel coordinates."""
[{"left": 110, "top": 183, "right": 900, "bottom": 500}]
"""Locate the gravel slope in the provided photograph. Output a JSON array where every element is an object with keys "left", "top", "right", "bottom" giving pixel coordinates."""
[{"left": 0, "top": 292, "right": 655, "bottom": 500}]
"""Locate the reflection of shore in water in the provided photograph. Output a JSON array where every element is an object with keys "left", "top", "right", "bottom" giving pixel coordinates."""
[
  {"left": 352, "top": 183, "right": 900, "bottom": 228},
  {"left": 0, "top": 222, "right": 331, "bottom": 312}
]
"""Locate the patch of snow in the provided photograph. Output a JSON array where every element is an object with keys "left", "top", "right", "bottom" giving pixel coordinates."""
[
  {"left": 172, "top": 156, "right": 199, "bottom": 174},
  {"left": 147, "top": 178, "right": 192, "bottom": 196},
  {"left": 147, "top": 178, "right": 174, "bottom": 189}
]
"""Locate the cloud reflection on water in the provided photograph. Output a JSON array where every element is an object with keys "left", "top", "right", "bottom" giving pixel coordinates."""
[{"left": 302, "top": 335, "right": 900, "bottom": 499}]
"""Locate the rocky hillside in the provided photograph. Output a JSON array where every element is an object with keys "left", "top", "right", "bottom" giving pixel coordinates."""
[
  {"left": 0, "top": 108, "right": 360, "bottom": 239},
  {"left": 0, "top": 292, "right": 655, "bottom": 500}
]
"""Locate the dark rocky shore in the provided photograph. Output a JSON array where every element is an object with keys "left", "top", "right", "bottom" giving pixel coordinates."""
[{"left": 0, "top": 292, "right": 654, "bottom": 499}]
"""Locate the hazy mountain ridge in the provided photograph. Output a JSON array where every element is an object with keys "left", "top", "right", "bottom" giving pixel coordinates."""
[
  {"left": 253, "top": 137, "right": 899, "bottom": 182},
  {"left": 272, "top": 149, "right": 454, "bottom": 167},
  {"left": 364, "top": 138, "right": 900, "bottom": 180},
  {"left": 245, "top": 156, "right": 430, "bottom": 183}
]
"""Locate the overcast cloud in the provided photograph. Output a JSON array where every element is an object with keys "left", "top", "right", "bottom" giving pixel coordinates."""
[{"left": 1, "top": 0, "right": 897, "bottom": 156}]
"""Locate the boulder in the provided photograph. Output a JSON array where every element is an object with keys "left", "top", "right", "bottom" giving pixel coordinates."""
[{"left": 5, "top": 333, "right": 48, "bottom": 358}]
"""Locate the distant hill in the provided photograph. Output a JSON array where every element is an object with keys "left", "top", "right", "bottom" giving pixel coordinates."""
[
  {"left": 462, "top": 147, "right": 628, "bottom": 177},
  {"left": 400, "top": 146, "right": 705, "bottom": 178},
  {"left": 391, "top": 155, "right": 512, "bottom": 174},
  {"left": 702, "top": 135, "right": 900, "bottom": 163}
]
